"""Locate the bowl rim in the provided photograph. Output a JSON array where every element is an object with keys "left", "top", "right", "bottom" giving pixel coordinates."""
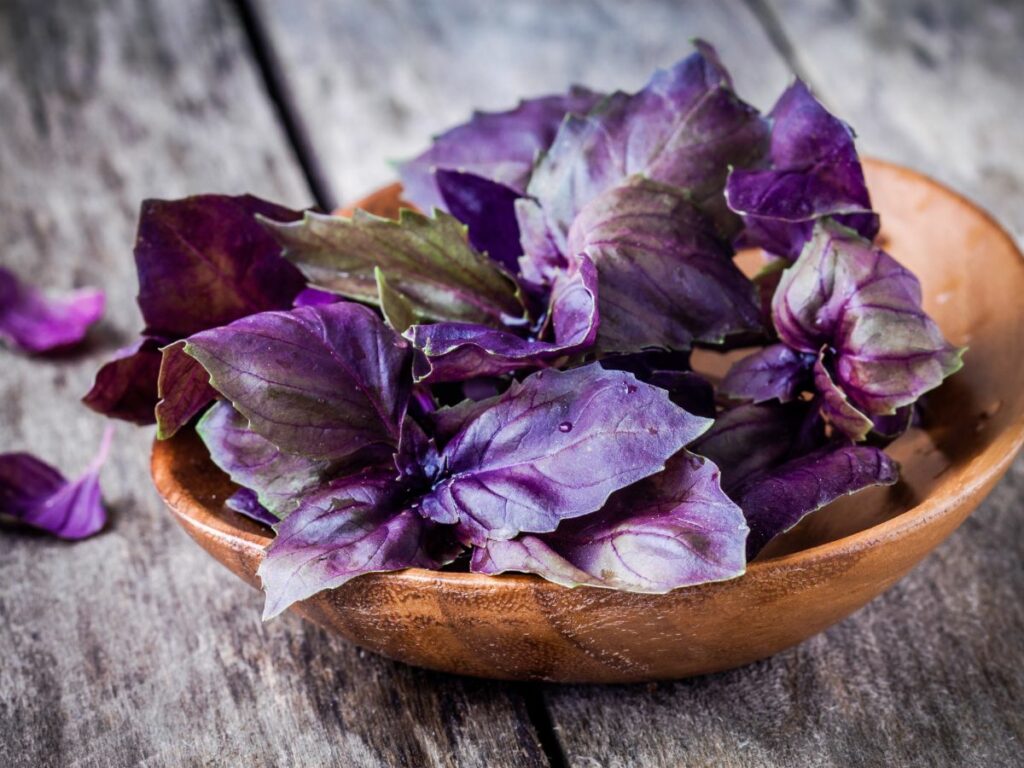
[{"left": 157, "top": 158, "right": 1024, "bottom": 593}]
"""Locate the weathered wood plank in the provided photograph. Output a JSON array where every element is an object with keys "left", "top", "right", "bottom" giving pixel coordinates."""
[
  {"left": 0, "top": 2, "right": 544, "bottom": 766},
  {"left": 250, "top": 0, "right": 793, "bottom": 207}
]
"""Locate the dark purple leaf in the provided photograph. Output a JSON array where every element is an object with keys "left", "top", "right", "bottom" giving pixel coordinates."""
[
  {"left": 134, "top": 195, "right": 305, "bottom": 338},
  {"left": 292, "top": 287, "right": 340, "bottom": 307},
  {"left": 772, "top": 219, "right": 963, "bottom": 438},
  {"left": 182, "top": 302, "right": 411, "bottom": 463},
  {"left": 0, "top": 267, "right": 103, "bottom": 354},
  {"left": 82, "top": 336, "right": 167, "bottom": 424},
  {"left": 196, "top": 401, "right": 334, "bottom": 518},
  {"left": 726, "top": 81, "right": 878, "bottom": 258},
  {"left": 720, "top": 343, "right": 812, "bottom": 403},
  {"left": 407, "top": 254, "right": 598, "bottom": 383},
  {"left": 225, "top": 488, "right": 277, "bottom": 527},
  {"left": 258, "top": 468, "right": 461, "bottom": 618},
  {"left": 599, "top": 350, "right": 715, "bottom": 417},
  {"left": 435, "top": 170, "right": 523, "bottom": 273},
  {"left": 566, "top": 177, "right": 762, "bottom": 352},
  {"left": 419, "top": 364, "right": 711, "bottom": 545},
  {"left": 524, "top": 41, "right": 769, "bottom": 259},
  {"left": 471, "top": 452, "right": 747, "bottom": 591},
  {"left": 0, "top": 427, "right": 112, "bottom": 540},
  {"left": 735, "top": 443, "right": 898, "bottom": 558},
  {"left": 154, "top": 340, "right": 217, "bottom": 439},
  {"left": 398, "top": 86, "right": 604, "bottom": 211}
]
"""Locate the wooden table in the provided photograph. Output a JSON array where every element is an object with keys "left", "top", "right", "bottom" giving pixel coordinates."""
[{"left": 2, "top": 1, "right": 1022, "bottom": 765}]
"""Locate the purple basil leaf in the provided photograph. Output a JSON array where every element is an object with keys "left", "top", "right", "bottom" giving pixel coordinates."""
[
  {"left": 258, "top": 468, "right": 461, "bottom": 619},
  {"left": 735, "top": 443, "right": 898, "bottom": 558},
  {"left": 471, "top": 452, "right": 747, "bottom": 591},
  {"left": 567, "top": 177, "right": 762, "bottom": 352},
  {"left": 0, "top": 427, "right": 112, "bottom": 540},
  {"left": 524, "top": 41, "right": 769, "bottom": 259},
  {"left": 813, "top": 349, "right": 874, "bottom": 441},
  {"left": 726, "top": 81, "right": 878, "bottom": 258},
  {"left": 265, "top": 208, "right": 526, "bottom": 327},
  {"left": 196, "top": 401, "right": 334, "bottom": 518},
  {"left": 134, "top": 195, "right": 305, "bottom": 338},
  {"left": 435, "top": 170, "right": 523, "bottom": 273},
  {"left": 419, "top": 364, "right": 712, "bottom": 545},
  {"left": 393, "top": 417, "right": 442, "bottom": 484},
  {"left": 721, "top": 343, "right": 813, "bottom": 403},
  {"left": 82, "top": 336, "right": 167, "bottom": 424},
  {"left": 0, "top": 267, "right": 103, "bottom": 354},
  {"left": 292, "top": 287, "right": 340, "bottom": 307},
  {"left": 398, "top": 86, "right": 604, "bottom": 211},
  {"left": 772, "top": 219, "right": 963, "bottom": 437},
  {"left": 691, "top": 402, "right": 814, "bottom": 493},
  {"left": 183, "top": 302, "right": 411, "bottom": 463},
  {"left": 225, "top": 488, "right": 277, "bottom": 527},
  {"left": 407, "top": 254, "right": 598, "bottom": 383},
  {"left": 515, "top": 198, "right": 568, "bottom": 289},
  {"left": 154, "top": 340, "right": 217, "bottom": 439}
]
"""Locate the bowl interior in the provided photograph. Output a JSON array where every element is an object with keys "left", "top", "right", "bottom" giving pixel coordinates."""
[{"left": 164, "top": 160, "right": 1024, "bottom": 575}]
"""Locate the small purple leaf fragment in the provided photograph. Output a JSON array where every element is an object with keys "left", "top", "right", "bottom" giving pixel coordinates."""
[
  {"left": 82, "top": 336, "right": 167, "bottom": 424},
  {"left": 725, "top": 80, "right": 879, "bottom": 258},
  {"left": 471, "top": 452, "right": 747, "bottom": 591},
  {"left": 721, "top": 343, "right": 812, "bottom": 404},
  {"left": 435, "top": 170, "right": 523, "bottom": 273},
  {"left": 0, "top": 267, "right": 104, "bottom": 354},
  {"left": 420, "top": 364, "right": 712, "bottom": 544},
  {"left": 292, "top": 287, "right": 340, "bottom": 307},
  {"left": 225, "top": 488, "right": 277, "bottom": 527},
  {"left": 183, "top": 302, "right": 411, "bottom": 464},
  {"left": 258, "top": 468, "right": 461, "bottom": 619},
  {"left": 0, "top": 427, "right": 113, "bottom": 540}
]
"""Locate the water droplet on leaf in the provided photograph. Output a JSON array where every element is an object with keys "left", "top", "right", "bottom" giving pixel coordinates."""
[{"left": 558, "top": 421, "right": 573, "bottom": 433}]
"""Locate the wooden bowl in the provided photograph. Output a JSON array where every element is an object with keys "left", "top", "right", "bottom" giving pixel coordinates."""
[{"left": 152, "top": 160, "right": 1024, "bottom": 683}]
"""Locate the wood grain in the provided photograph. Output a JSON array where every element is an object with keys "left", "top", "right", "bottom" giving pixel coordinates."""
[{"left": 0, "top": 2, "right": 544, "bottom": 766}]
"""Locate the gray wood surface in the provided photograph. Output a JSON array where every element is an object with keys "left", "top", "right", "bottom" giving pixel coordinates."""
[
  {"left": 2, "top": 0, "right": 1022, "bottom": 766},
  {"left": 0, "top": 2, "right": 544, "bottom": 767},
  {"left": 255, "top": 1, "right": 1024, "bottom": 766}
]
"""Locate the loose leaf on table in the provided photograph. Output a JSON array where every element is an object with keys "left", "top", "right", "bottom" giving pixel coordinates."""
[
  {"left": 734, "top": 443, "right": 898, "bottom": 558},
  {"left": 0, "top": 427, "right": 113, "bottom": 540},
  {"left": 522, "top": 40, "right": 769, "bottom": 260},
  {"left": 82, "top": 336, "right": 167, "bottom": 424},
  {"left": 419, "top": 364, "right": 712, "bottom": 544},
  {"left": 471, "top": 452, "right": 748, "bottom": 592},
  {"left": 182, "top": 302, "right": 411, "bottom": 464},
  {"left": 771, "top": 219, "right": 963, "bottom": 438},
  {"left": 720, "top": 343, "right": 812, "bottom": 404},
  {"left": 566, "top": 177, "right": 761, "bottom": 352},
  {"left": 407, "top": 254, "right": 599, "bottom": 383},
  {"left": 196, "top": 401, "right": 335, "bottom": 519},
  {"left": 0, "top": 266, "right": 103, "bottom": 354},
  {"left": 264, "top": 208, "right": 526, "bottom": 327},
  {"left": 258, "top": 468, "right": 461, "bottom": 619},
  {"left": 726, "top": 81, "right": 878, "bottom": 258},
  {"left": 398, "top": 85, "right": 603, "bottom": 211},
  {"left": 135, "top": 194, "right": 305, "bottom": 338},
  {"left": 435, "top": 169, "right": 523, "bottom": 274}
]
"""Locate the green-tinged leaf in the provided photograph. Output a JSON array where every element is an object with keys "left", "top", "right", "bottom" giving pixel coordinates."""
[
  {"left": 375, "top": 266, "right": 416, "bottom": 333},
  {"left": 262, "top": 208, "right": 526, "bottom": 327}
]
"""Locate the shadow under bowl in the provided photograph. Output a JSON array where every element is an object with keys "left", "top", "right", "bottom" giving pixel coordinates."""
[{"left": 152, "top": 159, "right": 1024, "bottom": 683}]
